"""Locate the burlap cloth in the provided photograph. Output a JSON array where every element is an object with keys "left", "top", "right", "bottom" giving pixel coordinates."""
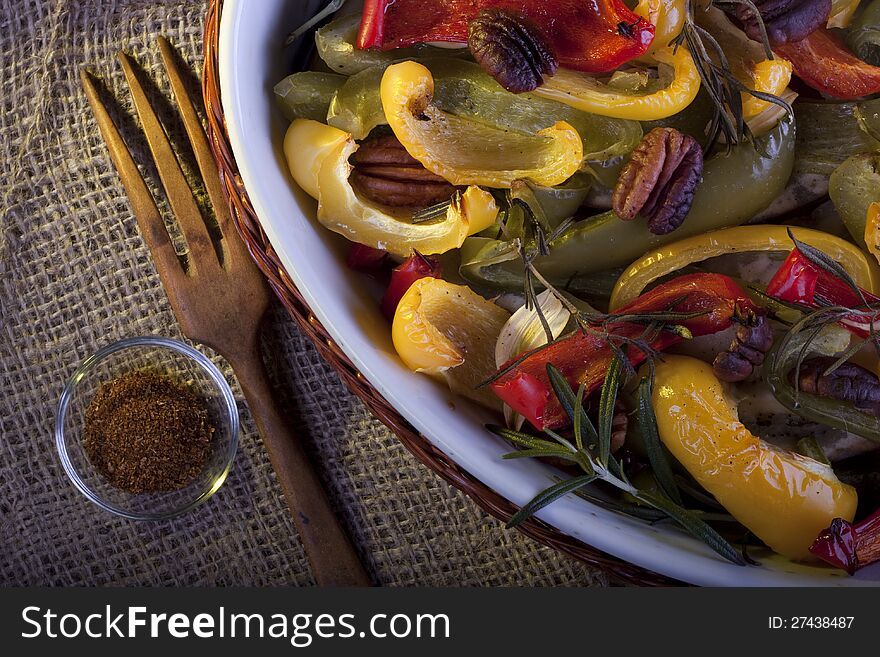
[{"left": 0, "top": 0, "right": 609, "bottom": 586}]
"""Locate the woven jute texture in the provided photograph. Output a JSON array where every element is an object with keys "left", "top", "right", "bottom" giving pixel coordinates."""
[{"left": 0, "top": 0, "right": 609, "bottom": 587}]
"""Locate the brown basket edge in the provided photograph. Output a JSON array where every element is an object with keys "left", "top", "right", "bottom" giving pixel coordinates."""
[{"left": 200, "top": 0, "right": 680, "bottom": 588}]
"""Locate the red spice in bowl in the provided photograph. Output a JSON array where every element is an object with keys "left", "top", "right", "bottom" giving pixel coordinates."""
[{"left": 83, "top": 371, "right": 215, "bottom": 494}]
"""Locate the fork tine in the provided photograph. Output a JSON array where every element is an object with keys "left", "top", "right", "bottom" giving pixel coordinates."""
[
  {"left": 117, "top": 50, "right": 219, "bottom": 273},
  {"left": 80, "top": 69, "right": 182, "bottom": 278},
  {"left": 156, "top": 37, "right": 240, "bottom": 252}
]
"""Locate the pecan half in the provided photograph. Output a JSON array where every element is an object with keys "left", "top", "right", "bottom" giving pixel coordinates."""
[
  {"left": 729, "top": 0, "right": 831, "bottom": 47},
  {"left": 713, "top": 308, "right": 774, "bottom": 382},
  {"left": 468, "top": 8, "right": 558, "bottom": 94},
  {"left": 792, "top": 357, "right": 880, "bottom": 415},
  {"left": 612, "top": 128, "right": 703, "bottom": 235},
  {"left": 350, "top": 134, "right": 457, "bottom": 207}
]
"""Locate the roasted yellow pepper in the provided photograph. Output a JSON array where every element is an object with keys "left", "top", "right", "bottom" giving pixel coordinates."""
[
  {"left": 650, "top": 356, "right": 858, "bottom": 560},
  {"left": 533, "top": 46, "right": 700, "bottom": 121},
  {"left": 866, "top": 201, "right": 880, "bottom": 265},
  {"left": 634, "top": 0, "right": 685, "bottom": 54},
  {"left": 695, "top": 6, "right": 793, "bottom": 121},
  {"left": 610, "top": 225, "right": 880, "bottom": 310},
  {"left": 743, "top": 59, "right": 793, "bottom": 119},
  {"left": 285, "top": 119, "right": 497, "bottom": 257},
  {"left": 392, "top": 277, "right": 510, "bottom": 409},
  {"left": 380, "top": 61, "right": 582, "bottom": 188},
  {"left": 284, "top": 118, "right": 349, "bottom": 199}
]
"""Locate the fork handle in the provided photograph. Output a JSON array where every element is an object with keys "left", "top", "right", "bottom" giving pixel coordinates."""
[{"left": 227, "top": 346, "right": 372, "bottom": 587}]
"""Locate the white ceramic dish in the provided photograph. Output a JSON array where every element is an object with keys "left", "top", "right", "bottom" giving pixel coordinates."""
[{"left": 217, "top": 0, "right": 879, "bottom": 585}]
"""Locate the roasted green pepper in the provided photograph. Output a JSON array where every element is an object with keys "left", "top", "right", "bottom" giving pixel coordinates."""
[
  {"left": 462, "top": 117, "right": 795, "bottom": 288},
  {"left": 326, "top": 65, "right": 386, "bottom": 139},
  {"left": 459, "top": 237, "right": 624, "bottom": 303},
  {"left": 795, "top": 99, "right": 880, "bottom": 176},
  {"left": 510, "top": 174, "right": 593, "bottom": 230},
  {"left": 847, "top": 0, "right": 880, "bottom": 66},
  {"left": 315, "top": 12, "right": 459, "bottom": 75},
  {"left": 534, "top": 116, "right": 796, "bottom": 279},
  {"left": 830, "top": 152, "right": 880, "bottom": 246},
  {"left": 274, "top": 71, "right": 345, "bottom": 122}
]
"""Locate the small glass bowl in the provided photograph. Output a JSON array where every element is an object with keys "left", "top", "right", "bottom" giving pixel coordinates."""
[{"left": 56, "top": 336, "right": 239, "bottom": 520}]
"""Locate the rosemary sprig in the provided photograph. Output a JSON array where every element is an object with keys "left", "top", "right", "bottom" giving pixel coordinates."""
[
  {"left": 637, "top": 377, "right": 684, "bottom": 506},
  {"left": 569, "top": 482, "right": 739, "bottom": 524},
  {"left": 598, "top": 355, "right": 624, "bottom": 467},
  {"left": 672, "top": 0, "right": 789, "bottom": 151},
  {"left": 411, "top": 196, "right": 455, "bottom": 224},
  {"left": 492, "top": 364, "right": 748, "bottom": 566},
  {"left": 284, "top": 0, "right": 347, "bottom": 46}
]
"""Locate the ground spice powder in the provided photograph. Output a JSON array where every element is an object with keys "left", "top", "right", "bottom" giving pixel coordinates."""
[{"left": 83, "top": 370, "right": 215, "bottom": 493}]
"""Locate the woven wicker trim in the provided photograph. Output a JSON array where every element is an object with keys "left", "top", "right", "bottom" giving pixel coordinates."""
[{"left": 201, "top": 0, "right": 678, "bottom": 587}]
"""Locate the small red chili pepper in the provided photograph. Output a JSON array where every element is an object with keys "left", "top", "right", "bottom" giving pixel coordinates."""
[
  {"left": 810, "top": 508, "right": 880, "bottom": 574},
  {"left": 775, "top": 29, "right": 880, "bottom": 100},
  {"left": 346, "top": 243, "right": 391, "bottom": 274},
  {"left": 491, "top": 273, "right": 758, "bottom": 430},
  {"left": 357, "top": 0, "right": 654, "bottom": 74},
  {"left": 766, "top": 248, "right": 880, "bottom": 338},
  {"left": 380, "top": 251, "right": 442, "bottom": 320}
]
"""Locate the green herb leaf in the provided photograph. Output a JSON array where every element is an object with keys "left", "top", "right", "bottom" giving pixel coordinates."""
[
  {"left": 546, "top": 364, "right": 599, "bottom": 447},
  {"left": 637, "top": 491, "right": 747, "bottom": 566},
  {"left": 507, "top": 474, "right": 599, "bottom": 528},
  {"left": 569, "top": 485, "right": 667, "bottom": 522},
  {"left": 573, "top": 383, "right": 587, "bottom": 451},
  {"left": 411, "top": 196, "right": 455, "bottom": 224},
  {"left": 674, "top": 474, "right": 725, "bottom": 511},
  {"left": 821, "top": 336, "right": 871, "bottom": 378},
  {"left": 598, "top": 355, "right": 624, "bottom": 467},
  {"left": 794, "top": 437, "right": 830, "bottom": 465},
  {"left": 788, "top": 228, "right": 868, "bottom": 307},
  {"left": 503, "top": 448, "right": 581, "bottom": 462},
  {"left": 637, "top": 377, "right": 683, "bottom": 506},
  {"left": 543, "top": 428, "right": 578, "bottom": 454},
  {"left": 488, "top": 425, "right": 565, "bottom": 451}
]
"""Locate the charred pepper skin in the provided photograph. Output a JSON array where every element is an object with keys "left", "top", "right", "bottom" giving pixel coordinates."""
[{"left": 357, "top": 0, "right": 654, "bottom": 73}]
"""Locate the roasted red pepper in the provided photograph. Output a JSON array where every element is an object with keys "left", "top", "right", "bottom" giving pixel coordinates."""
[
  {"left": 491, "top": 273, "right": 757, "bottom": 430},
  {"left": 357, "top": 0, "right": 654, "bottom": 74},
  {"left": 381, "top": 252, "right": 442, "bottom": 320},
  {"left": 810, "top": 508, "right": 880, "bottom": 574},
  {"left": 775, "top": 28, "right": 880, "bottom": 100},
  {"left": 346, "top": 243, "right": 390, "bottom": 274},
  {"left": 766, "top": 248, "right": 880, "bottom": 338}
]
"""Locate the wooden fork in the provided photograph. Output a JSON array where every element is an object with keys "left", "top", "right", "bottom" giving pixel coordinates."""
[{"left": 80, "top": 37, "right": 370, "bottom": 586}]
